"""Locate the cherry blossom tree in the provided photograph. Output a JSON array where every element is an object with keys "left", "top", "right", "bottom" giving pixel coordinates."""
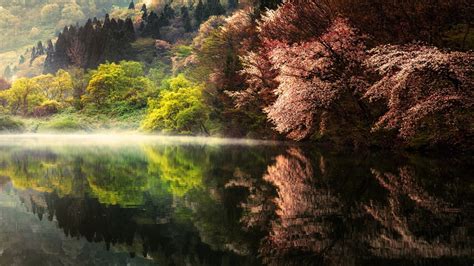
[
  {"left": 227, "top": 50, "right": 278, "bottom": 109},
  {"left": 364, "top": 45, "right": 474, "bottom": 147},
  {"left": 264, "top": 18, "right": 368, "bottom": 141},
  {"left": 228, "top": 148, "right": 345, "bottom": 264},
  {"left": 257, "top": 0, "right": 333, "bottom": 43}
]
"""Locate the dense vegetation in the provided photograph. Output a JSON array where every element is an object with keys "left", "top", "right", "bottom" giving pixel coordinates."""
[{"left": 0, "top": 0, "right": 472, "bottom": 151}]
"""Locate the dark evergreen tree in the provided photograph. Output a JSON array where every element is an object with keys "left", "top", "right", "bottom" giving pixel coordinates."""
[
  {"left": 125, "top": 17, "right": 136, "bottom": 41},
  {"left": 31, "top": 47, "right": 36, "bottom": 62},
  {"left": 142, "top": 11, "right": 158, "bottom": 37},
  {"left": 141, "top": 4, "right": 148, "bottom": 20},
  {"left": 228, "top": 0, "right": 238, "bottom": 9},
  {"left": 163, "top": 3, "right": 175, "bottom": 19},
  {"left": 36, "top": 41, "right": 45, "bottom": 55},
  {"left": 43, "top": 14, "right": 136, "bottom": 73},
  {"left": 128, "top": 1, "right": 135, "bottom": 9},
  {"left": 181, "top": 6, "right": 192, "bottom": 32},
  {"left": 43, "top": 39, "right": 55, "bottom": 74},
  {"left": 158, "top": 12, "right": 170, "bottom": 27},
  {"left": 3, "top": 66, "right": 12, "bottom": 79},
  {"left": 207, "top": 0, "right": 225, "bottom": 16},
  {"left": 195, "top": 0, "right": 205, "bottom": 25}
]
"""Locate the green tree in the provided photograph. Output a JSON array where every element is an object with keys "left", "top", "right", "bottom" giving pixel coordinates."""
[
  {"left": 81, "top": 61, "right": 155, "bottom": 112},
  {"left": 144, "top": 145, "right": 206, "bottom": 197},
  {"left": 1, "top": 77, "right": 44, "bottom": 116},
  {"left": 194, "top": 0, "right": 205, "bottom": 25},
  {"left": 142, "top": 75, "right": 209, "bottom": 134},
  {"left": 34, "top": 69, "right": 74, "bottom": 104}
]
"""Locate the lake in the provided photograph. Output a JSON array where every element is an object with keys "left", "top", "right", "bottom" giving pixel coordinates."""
[{"left": 0, "top": 135, "right": 472, "bottom": 265}]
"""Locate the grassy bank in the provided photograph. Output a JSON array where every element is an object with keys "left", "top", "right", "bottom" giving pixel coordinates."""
[{"left": 0, "top": 110, "right": 145, "bottom": 134}]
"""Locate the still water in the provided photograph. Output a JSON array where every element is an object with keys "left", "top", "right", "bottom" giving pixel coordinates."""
[{"left": 0, "top": 135, "right": 472, "bottom": 265}]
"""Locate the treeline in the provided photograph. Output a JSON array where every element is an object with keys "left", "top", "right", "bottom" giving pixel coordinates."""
[
  {"left": 44, "top": 16, "right": 136, "bottom": 73},
  {"left": 42, "top": 0, "right": 237, "bottom": 74}
]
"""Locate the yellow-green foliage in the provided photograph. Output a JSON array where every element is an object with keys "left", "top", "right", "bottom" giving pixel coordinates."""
[
  {"left": 41, "top": 116, "right": 84, "bottom": 132},
  {"left": 144, "top": 145, "right": 205, "bottom": 197},
  {"left": 82, "top": 61, "right": 156, "bottom": 113},
  {"left": 141, "top": 75, "right": 209, "bottom": 134},
  {"left": 173, "top": 45, "right": 193, "bottom": 58},
  {"left": 0, "top": 144, "right": 208, "bottom": 206},
  {"left": 0, "top": 77, "right": 43, "bottom": 116},
  {"left": 0, "top": 151, "right": 76, "bottom": 197},
  {"left": 0, "top": 70, "right": 73, "bottom": 116},
  {"left": 84, "top": 150, "right": 150, "bottom": 206}
]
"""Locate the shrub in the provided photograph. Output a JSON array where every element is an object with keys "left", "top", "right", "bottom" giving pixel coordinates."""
[
  {"left": 32, "top": 100, "right": 60, "bottom": 117},
  {"left": 0, "top": 116, "right": 24, "bottom": 132},
  {"left": 41, "top": 117, "right": 84, "bottom": 132}
]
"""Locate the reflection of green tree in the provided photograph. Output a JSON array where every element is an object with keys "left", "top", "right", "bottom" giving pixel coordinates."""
[
  {"left": 0, "top": 145, "right": 209, "bottom": 207},
  {"left": 0, "top": 150, "right": 77, "bottom": 197},
  {"left": 84, "top": 151, "right": 150, "bottom": 206},
  {"left": 144, "top": 145, "right": 206, "bottom": 197}
]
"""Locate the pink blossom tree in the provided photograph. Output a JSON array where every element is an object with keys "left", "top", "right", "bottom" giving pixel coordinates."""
[
  {"left": 364, "top": 45, "right": 474, "bottom": 148},
  {"left": 264, "top": 18, "right": 368, "bottom": 141}
]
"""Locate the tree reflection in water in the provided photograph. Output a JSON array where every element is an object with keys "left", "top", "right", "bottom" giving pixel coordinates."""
[
  {"left": 230, "top": 148, "right": 473, "bottom": 265},
  {"left": 0, "top": 142, "right": 472, "bottom": 265}
]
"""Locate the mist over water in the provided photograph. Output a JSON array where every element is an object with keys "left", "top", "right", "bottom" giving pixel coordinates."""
[
  {"left": 0, "top": 134, "right": 281, "bottom": 147},
  {"left": 0, "top": 135, "right": 472, "bottom": 265}
]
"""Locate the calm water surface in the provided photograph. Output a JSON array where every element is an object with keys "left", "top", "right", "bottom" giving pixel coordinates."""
[{"left": 0, "top": 135, "right": 472, "bottom": 265}]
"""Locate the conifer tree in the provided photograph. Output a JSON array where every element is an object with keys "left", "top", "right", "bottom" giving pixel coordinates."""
[
  {"left": 181, "top": 6, "right": 192, "bottom": 32},
  {"left": 195, "top": 0, "right": 205, "bottom": 25},
  {"left": 228, "top": 0, "right": 238, "bottom": 9}
]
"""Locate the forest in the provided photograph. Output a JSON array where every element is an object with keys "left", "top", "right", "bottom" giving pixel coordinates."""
[{"left": 0, "top": 0, "right": 473, "bottom": 151}]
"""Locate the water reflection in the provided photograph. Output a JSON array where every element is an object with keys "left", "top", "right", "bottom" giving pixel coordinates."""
[
  {"left": 0, "top": 137, "right": 472, "bottom": 265},
  {"left": 230, "top": 149, "right": 473, "bottom": 265}
]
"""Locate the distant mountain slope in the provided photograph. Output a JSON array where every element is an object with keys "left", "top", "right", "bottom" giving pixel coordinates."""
[{"left": 0, "top": 0, "right": 129, "bottom": 71}]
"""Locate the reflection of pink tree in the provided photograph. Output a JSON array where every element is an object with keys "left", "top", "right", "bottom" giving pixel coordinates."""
[
  {"left": 228, "top": 148, "right": 344, "bottom": 264},
  {"left": 364, "top": 167, "right": 470, "bottom": 258},
  {"left": 260, "top": 148, "right": 342, "bottom": 264}
]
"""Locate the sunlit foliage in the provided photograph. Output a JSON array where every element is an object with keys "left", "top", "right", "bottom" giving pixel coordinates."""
[
  {"left": 142, "top": 75, "right": 209, "bottom": 134},
  {"left": 0, "top": 70, "right": 74, "bottom": 116},
  {"left": 82, "top": 61, "right": 155, "bottom": 114}
]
